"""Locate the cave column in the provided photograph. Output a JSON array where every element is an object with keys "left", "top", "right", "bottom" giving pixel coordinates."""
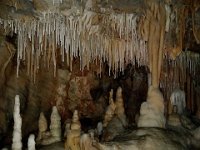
[{"left": 137, "top": 0, "right": 167, "bottom": 128}]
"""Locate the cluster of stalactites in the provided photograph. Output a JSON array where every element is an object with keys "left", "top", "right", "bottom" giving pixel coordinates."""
[
  {"left": 0, "top": 10, "right": 147, "bottom": 80},
  {"left": 160, "top": 51, "right": 200, "bottom": 100}
]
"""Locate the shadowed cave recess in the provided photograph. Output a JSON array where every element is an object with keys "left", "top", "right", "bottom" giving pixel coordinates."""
[{"left": 0, "top": 0, "right": 200, "bottom": 150}]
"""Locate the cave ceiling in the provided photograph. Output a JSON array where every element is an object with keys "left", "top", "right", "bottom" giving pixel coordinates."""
[{"left": 0, "top": 0, "right": 199, "bottom": 77}]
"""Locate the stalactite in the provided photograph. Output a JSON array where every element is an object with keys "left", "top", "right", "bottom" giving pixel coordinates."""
[
  {"left": 191, "top": 0, "right": 200, "bottom": 44},
  {"left": 160, "top": 51, "right": 200, "bottom": 114}
]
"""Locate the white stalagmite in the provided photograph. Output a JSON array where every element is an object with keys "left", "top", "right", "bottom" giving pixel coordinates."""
[
  {"left": 169, "top": 88, "right": 186, "bottom": 115},
  {"left": 28, "top": 134, "right": 36, "bottom": 150},
  {"left": 12, "top": 95, "right": 22, "bottom": 150},
  {"left": 50, "top": 106, "right": 62, "bottom": 141},
  {"left": 96, "top": 122, "right": 103, "bottom": 137}
]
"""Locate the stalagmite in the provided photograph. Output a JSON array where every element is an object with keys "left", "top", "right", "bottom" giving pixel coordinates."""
[
  {"left": 28, "top": 134, "right": 36, "bottom": 150},
  {"left": 115, "top": 87, "right": 127, "bottom": 127},
  {"left": 169, "top": 88, "right": 186, "bottom": 115},
  {"left": 49, "top": 106, "right": 62, "bottom": 142},
  {"left": 103, "top": 89, "right": 116, "bottom": 127},
  {"left": 96, "top": 122, "right": 103, "bottom": 138},
  {"left": 12, "top": 95, "right": 22, "bottom": 150},
  {"left": 80, "top": 133, "right": 97, "bottom": 150},
  {"left": 167, "top": 105, "right": 181, "bottom": 127},
  {"left": 64, "top": 120, "right": 71, "bottom": 138},
  {"left": 65, "top": 110, "right": 81, "bottom": 150},
  {"left": 37, "top": 112, "right": 48, "bottom": 141},
  {"left": 38, "top": 106, "right": 62, "bottom": 145},
  {"left": 102, "top": 87, "right": 127, "bottom": 141},
  {"left": 138, "top": 86, "right": 166, "bottom": 128}
]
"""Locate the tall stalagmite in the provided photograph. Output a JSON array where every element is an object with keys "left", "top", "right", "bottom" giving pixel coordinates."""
[{"left": 12, "top": 95, "right": 22, "bottom": 150}]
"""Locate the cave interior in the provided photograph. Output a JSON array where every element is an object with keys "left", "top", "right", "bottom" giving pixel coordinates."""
[{"left": 0, "top": 0, "right": 200, "bottom": 150}]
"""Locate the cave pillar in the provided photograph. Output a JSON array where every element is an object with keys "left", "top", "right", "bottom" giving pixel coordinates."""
[{"left": 137, "top": 0, "right": 167, "bottom": 128}]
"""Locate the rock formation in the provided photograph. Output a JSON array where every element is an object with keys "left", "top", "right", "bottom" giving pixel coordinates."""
[
  {"left": 97, "top": 127, "right": 193, "bottom": 150},
  {"left": 80, "top": 133, "right": 97, "bottom": 150},
  {"left": 96, "top": 122, "right": 103, "bottom": 138},
  {"left": 37, "top": 112, "right": 48, "bottom": 141},
  {"left": 103, "top": 89, "right": 116, "bottom": 127},
  {"left": 169, "top": 88, "right": 186, "bottom": 115},
  {"left": 40, "top": 106, "right": 61, "bottom": 145},
  {"left": 49, "top": 106, "right": 62, "bottom": 142},
  {"left": 0, "top": 0, "right": 200, "bottom": 149},
  {"left": 12, "top": 95, "right": 22, "bottom": 150},
  {"left": 102, "top": 87, "right": 127, "bottom": 141},
  {"left": 28, "top": 134, "right": 35, "bottom": 150},
  {"left": 64, "top": 120, "right": 71, "bottom": 138},
  {"left": 167, "top": 105, "right": 181, "bottom": 127},
  {"left": 115, "top": 87, "right": 127, "bottom": 127},
  {"left": 138, "top": 86, "right": 166, "bottom": 128},
  {"left": 65, "top": 110, "right": 81, "bottom": 150},
  {"left": 38, "top": 106, "right": 62, "bottom": 145}
]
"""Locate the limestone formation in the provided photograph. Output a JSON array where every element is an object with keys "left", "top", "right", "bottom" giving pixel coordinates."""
[
  {"left": 12, "top": 95, "right": 22, "bottom": 150},
  {"left": 169, "top": 88, "right": 186, "bottom": 115},
  {"left": 138, "top": 86, "right": 166, "bottom": 128},
  {"left": 50, "top": 106, "right": 62, "bottom": 141},
  {"left": 80, "top": 133, "right": 97, "bottom": 150},
  {"left": 115, "top": 87, "right": 127, "bottom": 127},
  {"left": 28, "top": 134, "right": 36, "bottom": 150},
  {"left": 97, "top": 128, "right": 193, "bottom": 150},
  {"left": 102, "top": 87, "right": 127, "bottom": 141},
  {"left": 38, "top": 106, "right": 62, "bottom": 145},
  {"left": 37, "top": 112, "right": 48, "bottom": 141},
  {"left": 167, "top": 105, "right": 181, "bottom": 127},
  {"left": 64, "top": 120, "right": 71, "bottom": 138},
  {"left": 103, "top": 89, "right": 116, "bottom": 127},
  {"left": 65, "top": 110, "right": 81, "bottom": 150},
  {"left": 0, "top": 0, "right": 200, "bottom": 149},
  {"left": 96, "top": 122, "right": 103, "bottom": 138},
  {"left": 102, "top": 116, "right": 126, "bottom": 142}
]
